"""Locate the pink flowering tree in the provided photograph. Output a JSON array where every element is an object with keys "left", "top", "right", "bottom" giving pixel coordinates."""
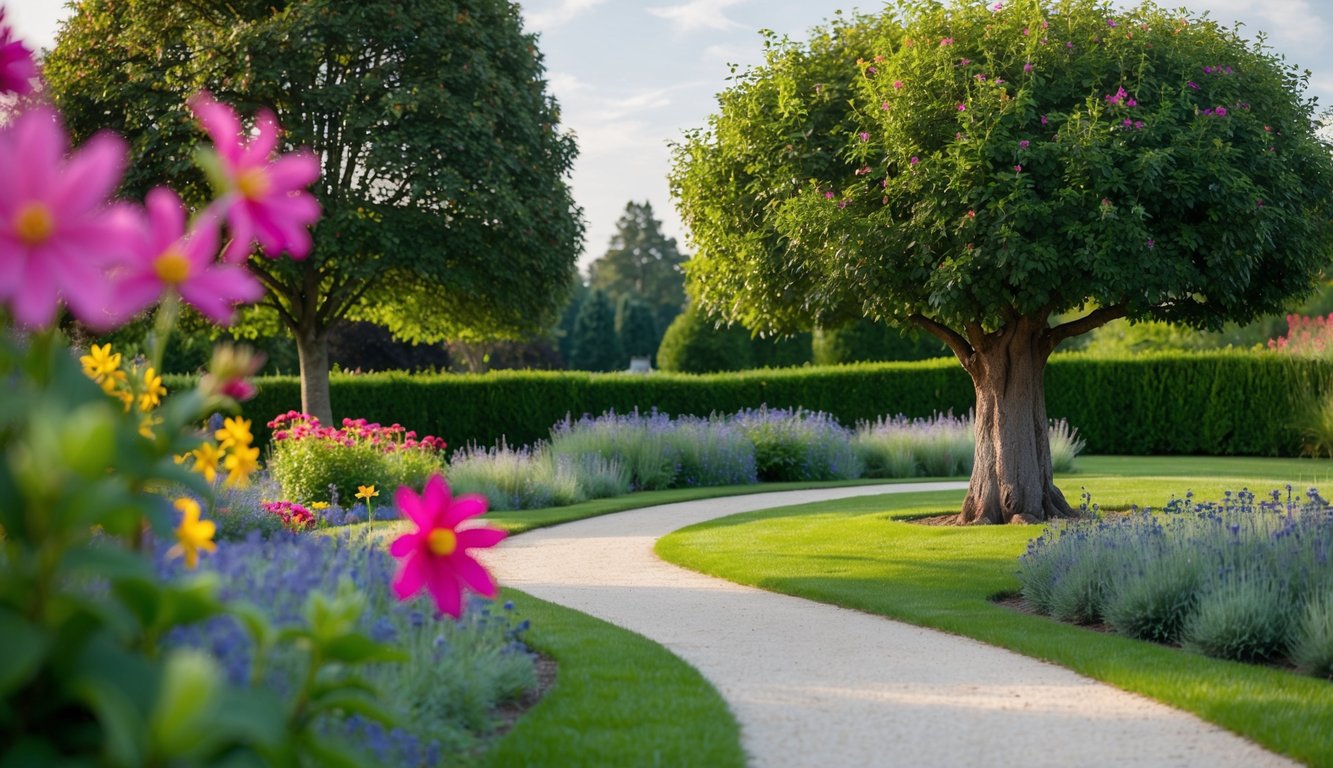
[
  {"left": 671, "top": 0, "right": 1333, "bottom": 523},
  {"left": 45, "top": 0, "right": 584, "bottom": 424}
]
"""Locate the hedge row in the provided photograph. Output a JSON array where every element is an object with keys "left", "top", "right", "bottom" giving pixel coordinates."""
[{"left": 171, "top": 351, "right": 1331, "bottom": 458}]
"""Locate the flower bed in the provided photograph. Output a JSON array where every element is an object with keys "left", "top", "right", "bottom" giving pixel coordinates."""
[{"left": 1017, "top": 488, "right": 1333, "bottom": 677}]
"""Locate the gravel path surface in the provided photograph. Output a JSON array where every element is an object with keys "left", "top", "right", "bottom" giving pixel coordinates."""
[{"left": 483, "top": 483, "right": 1298, "bottom": 767}]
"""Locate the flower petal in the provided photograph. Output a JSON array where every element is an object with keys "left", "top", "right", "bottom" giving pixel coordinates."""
[
  {"left": 424, "top": 560, "right": 463, "bottom": 617},
  {"left": 456, "top": 525, "right": 506, "bottom": 550},
  {"left": 52, "top": 131, "right": 128, "bottom": 215},
  {"left": 388, "top": 532, "right": 419, "bottom": 558},
  {"left": 450, "top": 552, "right": 498, "bottom": 598},
  {"left": 391, "top": 552, "right": 427, "bottom": 601},
  {"left": 420, "top": 474, "right": 452, "bottom": 527},
  {"left": 442, "top": 494, "right": 488, "bottom": 529}
]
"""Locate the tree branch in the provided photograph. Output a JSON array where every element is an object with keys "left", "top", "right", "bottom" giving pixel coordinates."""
[
  {"left": 1045, "top": 304, "right": 1127, "bottom": 351},
  {"left": 910, "top": 314, "right": 974, "bottom": 364}
]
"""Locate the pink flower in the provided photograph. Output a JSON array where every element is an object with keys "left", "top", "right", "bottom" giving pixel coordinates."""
[
  {"left": 0, "top": 9, "right": 37, "bottom": 96},
  {"left": 1040, "top": 114, "right": 1048, "bottom": 126},
  {"left": 1023, "top": 62, "right": 1033, "bottom": 73},
  {"left": 909, "top": 156, "right": 919, "bottom": 165},
  {"left": 940, "top": 37, "right": 954, "bottom": 46},
  {"left": 1018, "top": 139, "right": 1030, "bottom": 149},
  {"left": 1146, "top": 238, "right": 1155, "bottom": 249},
  {"left": 0, "top": 107, "right": 139, "bottom": 330},
  {"left": 112, "top": 188, "right": 264, "bottom": 325},
  {"left": 824, "top": 191, "right": 835, "bottom": 199},
  {"left": 1187, "top": 81, "right": 1199, "bottom": 90},
  {"left": 892, "top": 80, "right": 904, "bottom": 90},
  {"left": 956, "top": 103, "right": 967, "bottom": 112},
  {"left": 858, "top": 131, "right": 870, "bottom": 142},
  {"left": 1013, "top": 164, "right": 1022, "bottom": 172},
  {"left": 389, "top": 474, "right": 506, "bottom": 617},
  {"left": 188, "top": 91, "right": 321, "bottom": 262}
]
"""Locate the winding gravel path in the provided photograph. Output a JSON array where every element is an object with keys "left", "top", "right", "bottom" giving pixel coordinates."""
[{"left": 482, "top": 483, "right": 1298, "bottom": 767}]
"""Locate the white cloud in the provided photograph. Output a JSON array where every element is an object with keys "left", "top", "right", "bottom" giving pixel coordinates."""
[
  {"left": 526, "top": 0, "right": 607, "bottom": 33},
  {"left": 1189, "top": 0, "right": 1328, "bottom": 48},
  {"left": 647, "top": 0, "right": 747, "bottom": 33}
]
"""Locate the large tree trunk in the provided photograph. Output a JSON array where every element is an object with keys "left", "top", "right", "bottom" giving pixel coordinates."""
[
  {"left": 295, "top": 326, "right": 333, "bottom": 425},
  {"left": 957, "top": 320, "right": 1073, "bottom": 525}
]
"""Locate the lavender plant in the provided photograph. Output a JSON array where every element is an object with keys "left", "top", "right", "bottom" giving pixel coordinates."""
[
  {"left": 1018, "top": 488, "right": 1333, "bottom": 674},
  {"left": 158, "top": 530, "right": 537, "bottom": 762},
  {"left": 732, "top": 406, "right": 862, "bottom": 482},
  {"left": 445, "top": 441, "right": 583, "bottom": 510}
]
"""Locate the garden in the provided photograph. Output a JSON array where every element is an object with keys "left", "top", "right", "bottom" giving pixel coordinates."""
[{"left": 3, "top": 0, "right": 1333, "bottom": 765}]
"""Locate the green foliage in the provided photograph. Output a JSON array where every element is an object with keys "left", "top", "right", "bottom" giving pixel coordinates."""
[
  {"left": 656, "top": 306, "right": 755, "bottom": 373},
  {"left": 671, "top": 0, "right": 1333, "bottom": 339},
  {"left": 1184, "top": 575, "right": 1296, "bottom": 663},
  {"left": 205, "top": 351, "right": 1329, "bottom": 458},
  {"left": 751, "top": 332, "right": 813, "bottom": 369},
  {"left": 265, "top": 421, "right": 444, "bottom": 505},
  {"left": 812, "top": 320, "right": 947, "bottom": 364},
  {"left": 1292, "top": 591, "right": 1333, "bottom": 678},
  {"left": 0, "top": 333, "right": 399, "bottom": 765},
  {"left": 568, "top": 290, "right": 622, "bottom": 372},
  {"left": 616, "top": 294, "right": 659, "bottom": 362},
  {"left": 1103, "top": 555, "right": 1201, "bottom": 643},
  {"left": 588, "top": 201, "right": 688, "bottom": 334},
  {"left": 555, "top": 274, "right": 590, "bottom": 365},
  {"left": 46, "top": 0, "right": 583, "bottom": 416}
]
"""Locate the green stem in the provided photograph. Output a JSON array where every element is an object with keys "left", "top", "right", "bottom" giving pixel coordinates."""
[{"left": 148, "top": 294, "right": 180, "bottom": 375}]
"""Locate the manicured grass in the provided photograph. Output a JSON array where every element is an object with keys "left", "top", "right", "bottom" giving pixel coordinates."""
[
  {"left": 482, "top": 477, "right": 929, "bottom": 535},
  {"left": 656, "top": 456, "right": 1333, "bottom": 766},
  {"left": 479, "top": 589, "right": 744, "bottom": 768}
]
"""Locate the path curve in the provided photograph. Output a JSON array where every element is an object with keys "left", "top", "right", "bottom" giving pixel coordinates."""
[{"left": 483, "top": 483, "right": 1297, "bottom": 767}]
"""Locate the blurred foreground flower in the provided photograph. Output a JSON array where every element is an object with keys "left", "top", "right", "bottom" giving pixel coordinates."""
[
  {"left": 0, "top": 8, "right": 36, "bottom": 95},
  {"left": 389, "top": 475, "right": 506, "bottom": 617},
  {"left": 167, "top": 497, "right": 217, "bottom": 569},
  {"left": 0, "top": 107, "right": 137, "bottom": 329},
  {"left": 188, "top": 91, "right": 320, "bottom": 262}
]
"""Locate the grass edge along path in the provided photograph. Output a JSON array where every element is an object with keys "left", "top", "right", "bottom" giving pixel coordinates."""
[
  {"left": 478, "top": 589, "right": 745, "bottom": 768},
  {"left": 655, "top": 460, "right": 1333, "bottom": 767}
]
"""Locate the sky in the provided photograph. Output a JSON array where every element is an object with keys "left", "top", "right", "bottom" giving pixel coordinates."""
[{"left": 8, "top": 0, "right": 1333, "bottom": 272}]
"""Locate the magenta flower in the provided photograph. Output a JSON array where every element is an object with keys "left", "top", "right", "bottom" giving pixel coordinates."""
[
  {"left": 824, "top": 191, "right": 835, "bottom": 199},
  {"left": 909, "top": 156, "right": 920, "bottom": 165},
  {"left": 858, "top": 131, "right": 870, "bottom": 142},
  {"left": 940, "top": 37, "right": 954, "bottom": 46},
  {"left": 1187, "top": 81, "right": 1199, "bottom": 90},
  {"left": 1040, "top": 114, "right": 1048, "bottom": 126},
  {"left": 188, "top": 91, "right": 320, "bottom": 263},
  {"left": 881, "top": 101, "right": 891, "bottom": 111},
  {"left": 112, "top": 188, "right": 264, "bottom": 325},
  {"left": 956, "top": 103, "right": 967, "bottom": 112},
  {"left": 1013, "top": 164, "right": 1022, "bottom": 172},
  {"left": 389, "top": 474, "right": 506, "bottom": 618},
  {"left": 1146, "top": 238, "right": 1155, "bottom": 249},
  {"left": 1018, "top": 140, "right": 1030, "bottom": 149},
  {"left": 0, "top": 107, "right": 139, "bottom": 330},
  {"left": 1023, "top": 62, "right": 1034, "bottom": 73},
  {"left": 0, "top": 9, "right": 36, "bottom": 95},
  {"left": 1106, "top": 18, "right": 1118, "bottom": 27},
  {"left": 892, "top": 80, "right": 904, "bottom": 90}
]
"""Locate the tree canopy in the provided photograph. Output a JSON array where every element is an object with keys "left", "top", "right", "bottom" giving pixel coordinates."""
[
  {"left": 672, "top": 0, "right": 1333, "bottom": 343},
  {"left": 671, "top": 0, "right": 1333, "bottom": 522},
  {"left": 588, "top": 201, "right": 688, "bottom": 329},
  {"left": 46, "top": 0, "right": 583, "bottom": 421}
]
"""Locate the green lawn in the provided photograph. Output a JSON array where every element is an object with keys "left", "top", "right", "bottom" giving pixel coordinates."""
[
  {"left": 654, "top": 456, "right": 1333, "bottom": 766},
  {"left": 480, "top": 589, "right": 744, "bottom": 768}
]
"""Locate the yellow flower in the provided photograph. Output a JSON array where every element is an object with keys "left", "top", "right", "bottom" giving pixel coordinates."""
[
  {"left": 173, "top": 452, "right": 191, "bottom": 465},
  {"left": 166, "top": 498, "right": 216, "bottom": 570},
  {"left": 138, "top": 413, "right": 162, "bottom": 440},
  {"left": 139, "top": 366, "right": 167, "bottom": 412},
  {"left": 355, "top": 485, "right": 378, "bottom": 501},
  {"left": 223, "top": 445, "right": 260, "bottom": 488},
  {"left": 115, "top": 388, "right": 134, "bottom": 413},
  {"left": 80, "top": 343, "right": 128, "bottom": 395},
  {"left": 191, "top": 442, "right": 224, "bottom": 484},
  {"left": 309, "top": 501, "right": 330, "bottom": 510},
  {"left": 215, "top": 416, "right": 253, "bottom": 451}
]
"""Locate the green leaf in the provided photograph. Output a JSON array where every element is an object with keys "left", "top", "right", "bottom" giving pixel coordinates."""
[
  {"left": 319, "top": 633, "right": 408, "bottom": 665},
  {"left": 0, "top": 608, "right": 47, "bottom": 694}
]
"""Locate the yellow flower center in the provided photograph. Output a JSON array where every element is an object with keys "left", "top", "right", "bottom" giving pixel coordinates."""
[
  {"left": 15, "top": 202, "right": 55, "bottom": 246},
  {"left": 154, "top": 247, "right": 191, "bottom": 285},
  {"left": 427, "top": 528, "right": 457, "bottom": 557},
  {"left": 236, "top": 167, "right": 270, "bottom": 201}
]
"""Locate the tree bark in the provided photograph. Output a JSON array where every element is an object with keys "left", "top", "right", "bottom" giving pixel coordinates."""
[
  {"left": 956, "top": 318, "right": 1072, "bottom": 524},
  {"left": 295, "top": 326, "right": 334, "bottom": 425}
]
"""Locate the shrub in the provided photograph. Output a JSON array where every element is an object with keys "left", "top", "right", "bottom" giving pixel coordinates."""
[
  {"left": 1292, "top": 590, "right": 1333, "bottom": 678},
  {"left": 266, "top": 412, "right": 446, "bottom": 504},
  {"left": 160, "top": 531, "right": 537, "bottom": 760},
  {"left": 733, "top": 406, "right": 862, "bottom": 482},
  {"left": 1019, "top": 488, "right": 1333, "bottom": 675},
  {"left": 656, "top": 306, "right": 755, "bottom": 373},
  {"left": 854, "top": 413, "right": 974, "bottom": 477},
  {"left": 445, "top": 442, "right": 583, "bottom": 511}
]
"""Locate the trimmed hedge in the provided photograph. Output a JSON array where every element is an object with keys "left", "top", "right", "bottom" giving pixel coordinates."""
[{"left": 170, "top": 351, "right": 1330, "bottom": 458}]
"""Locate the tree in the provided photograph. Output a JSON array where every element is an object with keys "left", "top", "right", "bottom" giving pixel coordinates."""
[
  {"left": 671, "top": 0, "right": 1333, "bottom": 523},
  {"left": 588, "top": 201, "right": 688, "bottom": 337},
  {"left": 616, "top": 294, "right": 659, "bottom": 364},
  {"left": 45, "top": 0, "right": 583, "bottom": 423},
  {"left": 568, "top": 290, "right": 622, "bottom": 371},
  {"left": 656, "top": 306, "right": 755, "bottom": 373},
  {"left": 812, "top": 320, "right": 946, "bottom": 365}
]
